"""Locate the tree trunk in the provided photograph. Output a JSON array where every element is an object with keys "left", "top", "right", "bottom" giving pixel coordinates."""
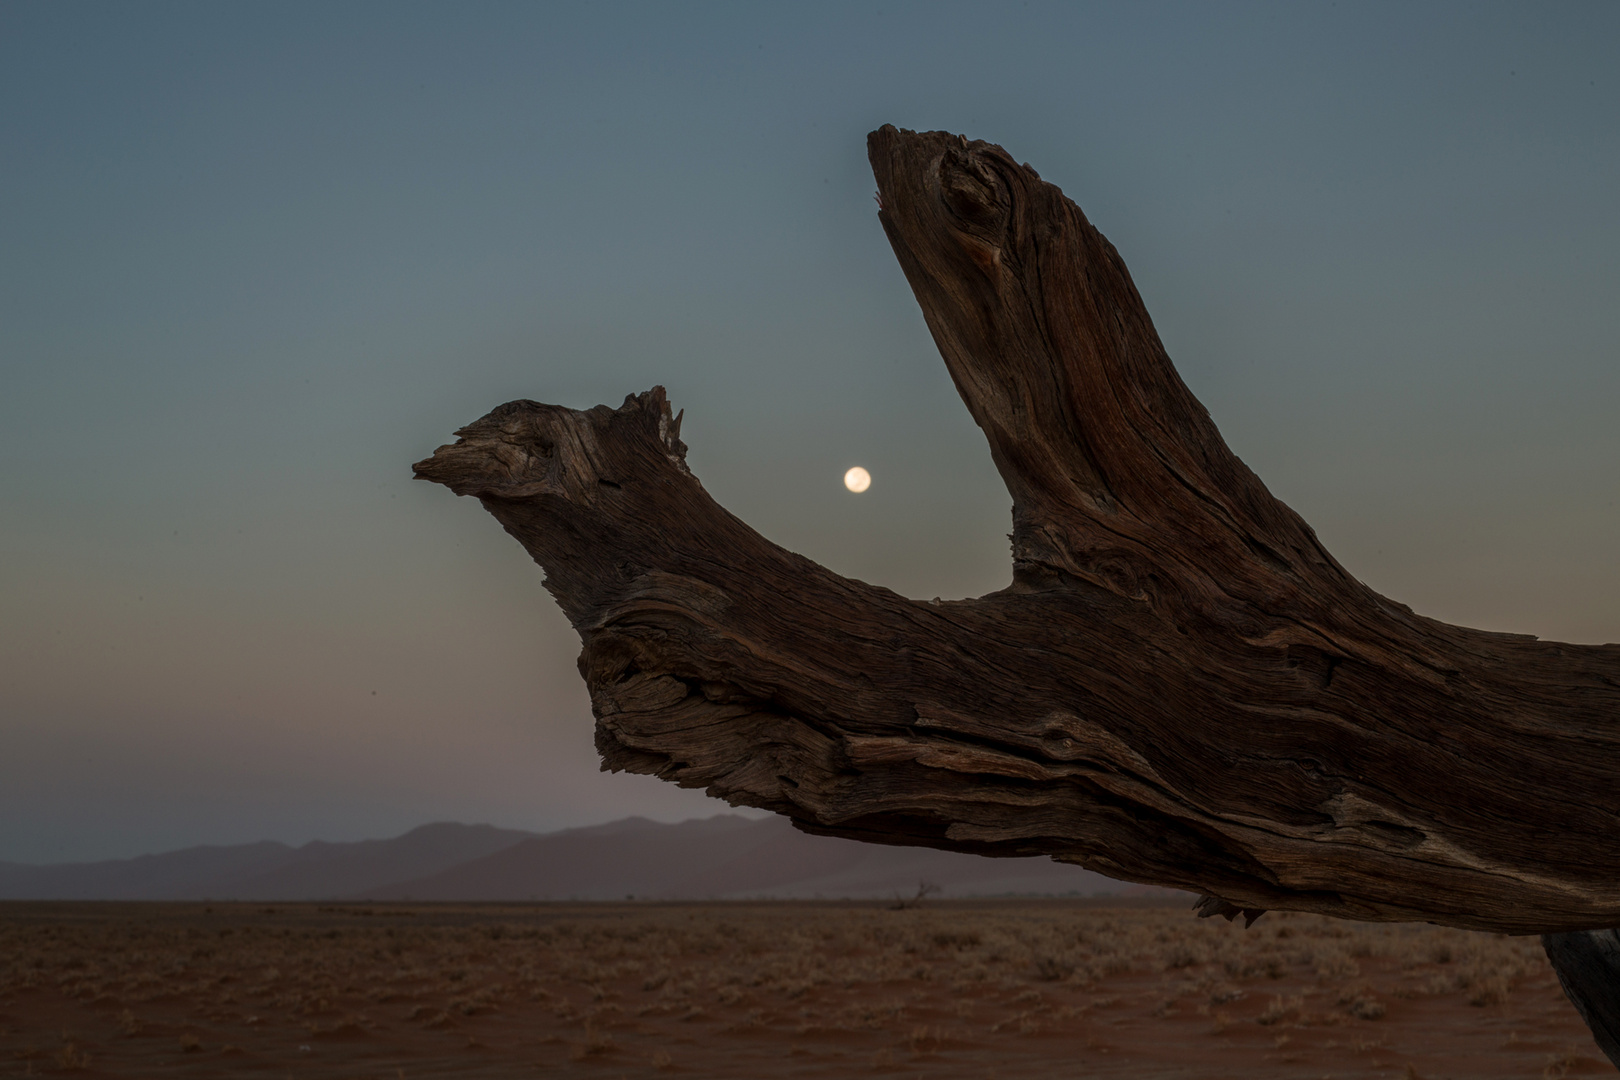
[
  {"left": 414, "top": 126, "right": 1620, "bottom": 941},
  {"left": 1543, "top": 931, "right": 1620, "bottom": 1063}
]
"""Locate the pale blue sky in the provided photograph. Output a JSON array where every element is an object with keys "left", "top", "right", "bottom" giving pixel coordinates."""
[{"left": 2, "top": 1, "right": 1616, "bottom": 862}]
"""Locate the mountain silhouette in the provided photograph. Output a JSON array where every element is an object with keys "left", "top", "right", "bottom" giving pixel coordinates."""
[{"left": 0, "top": 815, "right": 1148, "bottom": 901}]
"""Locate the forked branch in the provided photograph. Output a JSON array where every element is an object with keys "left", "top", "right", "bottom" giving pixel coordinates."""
[{"left": 415, "top": 126, "right": 1620, "bottom": 937}]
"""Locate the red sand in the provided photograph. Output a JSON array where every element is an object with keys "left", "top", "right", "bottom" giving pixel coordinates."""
[{"left": 0, "top": 900, "right": 1612, "bottom": 1078}]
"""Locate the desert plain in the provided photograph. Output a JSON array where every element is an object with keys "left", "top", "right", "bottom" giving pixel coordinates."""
[{"left": 0, "top": 898, "right": 1612, "bottom": 1079}]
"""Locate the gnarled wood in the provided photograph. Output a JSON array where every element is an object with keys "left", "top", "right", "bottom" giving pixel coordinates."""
[{"left": 414, "top": 126, "right": 1620, "bottom": 937}]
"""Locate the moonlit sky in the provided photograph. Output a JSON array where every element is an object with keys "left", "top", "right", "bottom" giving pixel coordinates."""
[{"left": 3, "top": 2, "right": 1617, "bottom": 863}]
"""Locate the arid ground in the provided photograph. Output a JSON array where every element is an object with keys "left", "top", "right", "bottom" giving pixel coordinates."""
[{"left": 0, "top": 899, "right": 1612, "bottom": 1078}]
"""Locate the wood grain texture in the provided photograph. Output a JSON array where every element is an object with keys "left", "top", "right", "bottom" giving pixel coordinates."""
[{"left": 414, "top": 126, "right": 1620, "bottom": 936}]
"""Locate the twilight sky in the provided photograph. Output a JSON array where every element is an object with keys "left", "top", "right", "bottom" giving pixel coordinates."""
[{"left": 2, "top": 1, "right": 1617, "bottom": 863}]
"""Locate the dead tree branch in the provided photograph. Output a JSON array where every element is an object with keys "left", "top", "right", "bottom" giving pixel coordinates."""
[{"left": 415, "top": 126, "right": 1620, "bottom": 938}]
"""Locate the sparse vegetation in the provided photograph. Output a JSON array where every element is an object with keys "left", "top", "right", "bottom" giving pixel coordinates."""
[
  {"left": 0, "top": 900, "right": 1605, "bottom": 1077},
  {"left": 887, "top": 880, "right": 941, "bottom": 910}
]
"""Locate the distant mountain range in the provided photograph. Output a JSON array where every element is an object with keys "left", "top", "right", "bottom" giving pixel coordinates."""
[{"left": 0, "top": 815, "right": 1162, "bottom": 902}]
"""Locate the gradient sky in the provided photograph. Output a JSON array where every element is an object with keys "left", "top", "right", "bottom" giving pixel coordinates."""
[{"left": 3, "top": 1, "right": 1617, "bottom": 864}]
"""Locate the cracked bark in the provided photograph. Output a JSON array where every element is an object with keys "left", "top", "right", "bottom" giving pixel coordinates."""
[{"left": 414, "top": 127, "right": 1620, "bottom": 946}]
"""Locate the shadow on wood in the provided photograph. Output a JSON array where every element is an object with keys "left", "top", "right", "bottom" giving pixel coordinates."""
[{"left": 414, "top": 127, "right": 1620, "bottom": 943}]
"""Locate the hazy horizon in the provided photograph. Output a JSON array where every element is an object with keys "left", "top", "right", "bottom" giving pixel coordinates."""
[
  {"left": 3, "top": 1, "right": 1617, "bottom": 863},
  {"left": 0, "top": 810, "right": 775, "bottom": 867}
]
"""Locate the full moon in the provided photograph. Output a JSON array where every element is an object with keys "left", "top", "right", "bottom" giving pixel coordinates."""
[{"left": 843, "top": 466, "right": 871, "bottom": 493}]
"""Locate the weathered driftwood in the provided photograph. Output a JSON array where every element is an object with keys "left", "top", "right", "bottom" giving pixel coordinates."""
[{"left": 415, "top": 126, "right": 1620, "bottom": 938}]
